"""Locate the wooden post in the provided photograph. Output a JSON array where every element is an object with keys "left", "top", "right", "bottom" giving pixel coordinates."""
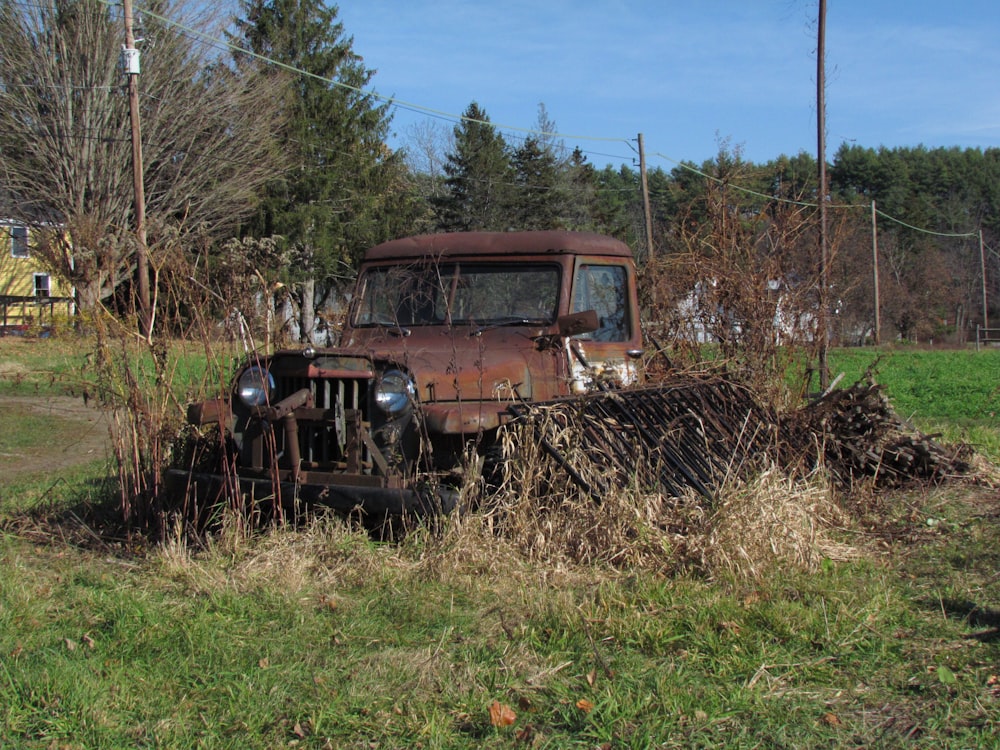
[
  {"left": 871, "top": 200, "right": 880, "bottom": 345},
  {"left": 980, "top": 229, "right": 989, "bottom": 331},
  {"left": 637, "top": 133, "right": 655, "bottom": 261},
  {"left": 816, "top": 0, "right": 829, "bottom": 387}
]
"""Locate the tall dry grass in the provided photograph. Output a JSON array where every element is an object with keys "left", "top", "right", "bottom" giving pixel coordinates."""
[
  {"left": 408, "top": 409, "right": 862, "bottom": 582},
  {"left": 694, "top": 467, "right": 859, "bottom": 580}
]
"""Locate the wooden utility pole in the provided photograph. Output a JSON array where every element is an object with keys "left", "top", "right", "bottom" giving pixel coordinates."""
[
  {"left": 123, "top": 0, "right": 151, "bottom": 338},
  {"left": 816, "top": 0, "right": 829, "bottom": 388},
  {"left": 981, "top": 229, "right": 989, "bottom": 330},
  {"left": 637, "top": 133, "right": 655, "bottom": 260},
  {"left": 871, "top": 200, "right": 880, "bottom": 345}
]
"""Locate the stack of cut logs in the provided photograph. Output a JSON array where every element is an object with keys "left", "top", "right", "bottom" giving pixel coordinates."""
[{"left": 802, "top": 379, "right": 971, "bottom": 487}]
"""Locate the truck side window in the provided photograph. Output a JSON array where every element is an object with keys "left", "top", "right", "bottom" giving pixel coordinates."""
[{"left": 572, "top": 264, "right": 629, "bottom": 342}]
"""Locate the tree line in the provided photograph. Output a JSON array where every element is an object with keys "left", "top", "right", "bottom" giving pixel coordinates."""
[{"left": 1, "top": 0, "right": 996, "bottom": 348}]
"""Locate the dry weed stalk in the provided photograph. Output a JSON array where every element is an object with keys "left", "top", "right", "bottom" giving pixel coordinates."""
[
  {"left": 85, "top": 228, "right": 285, "bottom": 541},
  {"left": 91, "top": 312, "right": 179, "bottom": 534}
]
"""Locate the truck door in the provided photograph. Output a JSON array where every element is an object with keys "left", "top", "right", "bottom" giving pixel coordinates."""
[{"left": 567, "top": 260, "right": 643, "bottom": 392}]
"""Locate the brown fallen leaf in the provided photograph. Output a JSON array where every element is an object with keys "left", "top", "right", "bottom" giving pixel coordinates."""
[
  {"left": 64, "top": 638, "right": 76, "bottom": 652},
  {"left": 81, "top": 633, "right": 95, "bottom": 650},
  {"left": 489, "top": 700, "right": 516, "bottom": 727},
  {"left": 575, "top": 698, "right": 594, "bottom": 713},
  {"left": 586, "top": 668, "right": 597, "bottom": 687},
  {"left": 821, "top": 712, "right": 841, "bottom": 727}
]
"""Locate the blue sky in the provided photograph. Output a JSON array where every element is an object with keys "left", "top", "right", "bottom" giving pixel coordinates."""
[{"left": 334, "top": 0, "right": 1000, "bottom": 170}]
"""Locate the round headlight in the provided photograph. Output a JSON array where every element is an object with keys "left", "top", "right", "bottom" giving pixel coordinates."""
[
  {"left": 237, "top": 365, "right": 273, "bottom": 407},
  {"left": 375, "top": 369, "right": 415, "bottom": 416}
]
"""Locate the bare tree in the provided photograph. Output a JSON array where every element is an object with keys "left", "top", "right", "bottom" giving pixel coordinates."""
[
  {"left": 399, "top": 119, "right": 451, "bottom": 235},
  {"left": 642, "top": 145, "right": 823, "bottom": 402},
  {"left": 0, "top": 0, "right": 286, "bottom": 310},
  {"left": 403, "top": 119, "right": 452, "bottom": 180}
]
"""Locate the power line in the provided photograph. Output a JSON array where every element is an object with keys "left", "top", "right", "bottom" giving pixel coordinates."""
[
  {"left": 873, "top": 209, "right": 977, "bottom": 238},
  {"left": 100, "top": 0, "right": 635, "bottom": 159}
]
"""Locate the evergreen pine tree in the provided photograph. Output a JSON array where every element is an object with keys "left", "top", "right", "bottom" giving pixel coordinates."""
[
  {"left": 434, "top": 102, "right": 512, "bottom": 231},
  {"left": 233, "top": 0, "right": 419, "bottom": 339},
  {"left": 510, "top": 136, "right": 564, "bottom": 229},
  {"left": 561, "top": 146, "right": 598, "bottom": 231}
]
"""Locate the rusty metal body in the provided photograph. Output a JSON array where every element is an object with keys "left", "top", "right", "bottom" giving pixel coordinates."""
[{"left": 172, "top": 231, "right": 644, "bottom": 516}]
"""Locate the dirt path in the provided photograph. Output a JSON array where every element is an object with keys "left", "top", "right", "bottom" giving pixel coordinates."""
[{"left": 0, "top": 395, "right": 112, "bottom": 482}]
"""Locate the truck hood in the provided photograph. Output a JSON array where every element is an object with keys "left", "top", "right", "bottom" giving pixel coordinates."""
[{"left": 339, "top": 325, "right": 560, "bottom": 404}]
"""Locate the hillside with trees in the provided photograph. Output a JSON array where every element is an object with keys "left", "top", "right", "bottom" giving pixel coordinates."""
[{"left": 416, "top": 107, "right": 998, "bottom": 350}]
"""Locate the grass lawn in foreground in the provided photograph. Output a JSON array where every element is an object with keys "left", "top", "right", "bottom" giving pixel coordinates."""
[{"left": 1, "top": 486, "right": 999, "bottom": 748}]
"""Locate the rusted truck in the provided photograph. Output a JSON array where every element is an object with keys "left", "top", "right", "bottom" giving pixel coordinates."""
[{"left": 173, "top": 231, "right": 645, "bottom": 515}]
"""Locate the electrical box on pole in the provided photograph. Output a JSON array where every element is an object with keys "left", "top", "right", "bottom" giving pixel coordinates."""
[{"left": 121, "top": 47, "right": 141, "bottom": 76}]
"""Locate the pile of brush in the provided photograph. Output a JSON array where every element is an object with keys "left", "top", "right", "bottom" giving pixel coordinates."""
[
  {"left": 484, "top": 385, "right": 856, "bottom": 576},
  {"left": 498, "top": 374, "right": 974, "bottom": 506},
  {"left": 504, "top": 375, "right": 781, "bottom": 503},
  {"left": 477, "top": 373, "right": 975, "bottom": 575},
  {"left": 801, "top": 379, "right": 973, "bottom": 488}
]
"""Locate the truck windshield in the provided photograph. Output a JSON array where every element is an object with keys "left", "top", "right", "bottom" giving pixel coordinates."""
[{"left": 354, "top": 263, "right": 560, "bottom": 328}]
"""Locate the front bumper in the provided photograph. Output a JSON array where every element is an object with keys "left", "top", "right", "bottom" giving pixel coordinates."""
[{"left": 165, "top": 468, "right": 458, "bottom": 516}]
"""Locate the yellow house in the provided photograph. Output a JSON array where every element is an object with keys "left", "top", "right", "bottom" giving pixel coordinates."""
[{"left": 0, "top": 220, "right": 75, "bottom": 329}]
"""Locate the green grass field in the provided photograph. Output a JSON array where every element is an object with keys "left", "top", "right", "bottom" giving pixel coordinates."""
[
  {"left": 0, "top": 335, "right": 230, "bottom": 401},
  {"left": 828, "top": 346, "right": 1000, "bottom": 422},
  {"left": 1, "top": 337, "right": 998, "bottom": 747},
  {"left": 828, "top": 347, "right": 1000, "bottom": 461}
]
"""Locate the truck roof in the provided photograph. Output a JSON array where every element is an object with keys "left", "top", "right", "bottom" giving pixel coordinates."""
[{"left": 363, "top": 231, "right": 634, "bottom": 262}]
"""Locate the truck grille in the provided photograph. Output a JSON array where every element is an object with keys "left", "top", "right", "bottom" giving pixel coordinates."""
[{"left": 274, "top": 374, "right": 373, "bottom": 470}]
